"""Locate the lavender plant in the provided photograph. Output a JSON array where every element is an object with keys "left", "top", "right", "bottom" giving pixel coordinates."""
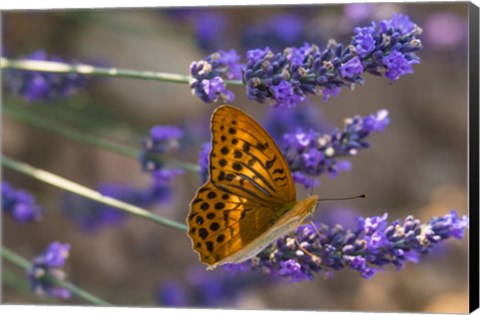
[
  {"left": 189, "top": 49, "right": 243, "bottom": 103},
  {"left": 282, "top": 109, "right": 389, "bottom": 188},
  {"left": 5, "top": 50, "right": 86, "bottom": 102},
  {"left": 28, "top": 242, "right": 71, "bottom": 299},
  {"left": 190, "top": 14, "right": 422, "bottom": 107},
  {"left": 2, "top": 181, "right": 42, "bottom": 223},
  {"left": 1, "top": 9, "right": 469, "bottom": 309},
  {"left": 224, "top": 211, "right": 469, "bottom": 282}
]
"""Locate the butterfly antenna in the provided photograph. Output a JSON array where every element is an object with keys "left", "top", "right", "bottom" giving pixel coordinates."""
[{"left": 319, "top": 194, "right": 366, "bottom": 202}]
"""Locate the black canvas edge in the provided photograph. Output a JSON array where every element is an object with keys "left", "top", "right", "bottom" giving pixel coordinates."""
[{"left": 469, "top": 2, "right": 480, "bottom": 314}]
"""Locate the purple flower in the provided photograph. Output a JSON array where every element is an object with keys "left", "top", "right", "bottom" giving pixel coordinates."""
[
  {"left": 352, "top": 14, "right": 422, "bottom": 82},
  {"left": 5, "top": 50, "right": 86, "bottom": 102},
  {"left": 190, "top": 50, "right": 243, "bottom": 104},
  {"left": 363, "top": 109, "right": 390, "bottom": 131},
  {"left": 246, "top": 47, "right": 272, "bottom": 65},
  {"left": 150, "top": 126, "right": 183, "bottom": 142},
  {"left": 2, "top": 181, "right": 42, "bottom": 223},
  {"left": 201, "top": 77, "right": 235, "bottom": 103},
  {"left": 138, "top": 125, "right": 185, "bottom": 208},
  {"left": 353, "top": 22, "right": 377, "bottom": 57},
  {"left": 340, "top": 56, "right": 364, "bottom": 79},
  {"left": 28, "top": 242, "right": 71, "bottom": 299},
  {"left": 139, "top": 125, "right": 183, "bottom": 172},
  {"left": 382, "top": 50, "right": 417, "bottom": 81},
  {"left": 321, "top": 86, "right": 342, "bottom": 102},
  {"left": 225, "top": 211, "right": 469, "bottom": 281},
  {"left": 278, "top": 259, "right": 313, "bottom": 282},
  {"left": 269, "top": 80, "right": 305, "bottom": 108},
  {"left": 217, "top": 49, "right": 243, "bottom": 80},
  {"left": 281, "top": 110, "right": 389, "bottom": 188},
  {"left": 380, "top": 13, "right": 416, "bottom": 35}
]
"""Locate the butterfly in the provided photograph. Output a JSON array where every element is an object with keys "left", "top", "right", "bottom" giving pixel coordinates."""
[{"left": 187, "top": 105, "right": 319, "bottom": 270}]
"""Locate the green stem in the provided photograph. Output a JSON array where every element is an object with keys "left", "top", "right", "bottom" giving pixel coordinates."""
[
  {"left": 2, "top": 247, "right": 112, "bottom": 306},
  {"left": 1, "top": 156, "right": 188, "bottom": 232},
  {"left": 4, "top": 104, "right": 137, "bottom": 158},
  {"left": 1, "top": 57, "right": 243, "bottom": 85},
  {"left": 3, "top": 268, "right": 58, "bottom": 303},
  {"left": 3, "top": 103, "right": 200, "bottom": 173}
]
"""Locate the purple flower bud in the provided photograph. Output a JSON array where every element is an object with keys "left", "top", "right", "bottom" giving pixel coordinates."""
[
  {"left": 140, "top": 125, "right": 183, "bottom": 172},
  {"left": 340, "top": 56, "right": 364, "bottom": 79},
  {"left": 353, "top": 22, "right": 377, "bottom": 57},
  {"left": 382, "top": 50, "right": 418, "bottom": 81},
  {"left": 2, "top": 181, "right": 42, "bottom": 223},
  {"left": 190, "top": 50, "right": 243, "bottom": 104},
  {"left": 28, "top": 242, "right": 71, "bottom": 299}
]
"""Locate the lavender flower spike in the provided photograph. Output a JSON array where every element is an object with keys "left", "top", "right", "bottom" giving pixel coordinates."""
[
  {"left": 139, "top": 125, "right": 183, "bottom": 172},
  {"left": 243, "top": 14, "right": 422, "bottom": 107},
  {"left": 190, "top": 49, "right": 243, "bottom": 103},
  {"left": 5, "top": 50, "right": 86, "bottom": 102},
  {"left": 2, "top": 181, "right": 42, "bottom": 223},
  {"left": 28, "top": 242, "right": 72, "bottom": 299},
  {"left": 282, "top": 109, "right": 390, "bottom": 188},
  {"left": 224, "top": 210, "right": 469, "bottom": 282}
]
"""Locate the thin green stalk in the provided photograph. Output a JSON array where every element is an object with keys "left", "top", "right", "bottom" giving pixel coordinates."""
[
  {"left": 3, "top": 103, "right": 201, "bottom": 173},
  {"left": 2, "top": 247, "right": 112, "bottom": 306},
  {"left": 4, "top": 104, "right": 137, "bottom": 158},
  {"left": 3, "top": 268, "right": 61, "bottom": 303},
  {"left": 2, "top": 156, "right": 188, "bottom": 232},
  {"left": 1, "top": 57, "right": 244, "bottom": 85}
]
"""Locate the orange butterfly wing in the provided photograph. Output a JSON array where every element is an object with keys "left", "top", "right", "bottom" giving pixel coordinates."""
[{"left": 187, "top": 105, "right": 297, "bottom": 268}]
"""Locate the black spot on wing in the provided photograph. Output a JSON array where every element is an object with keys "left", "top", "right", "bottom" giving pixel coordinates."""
[{"left": 265, "top": 155, "right": 277, "bottom": 170}]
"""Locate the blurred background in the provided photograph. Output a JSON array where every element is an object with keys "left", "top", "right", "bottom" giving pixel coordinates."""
[{"left": 2, "top": 2, "right": 469, "bottom": 312}]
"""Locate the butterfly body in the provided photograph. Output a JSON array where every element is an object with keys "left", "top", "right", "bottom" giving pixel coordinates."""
[{"left": 187, "top": 105, "right": 319, "bottom": 270}]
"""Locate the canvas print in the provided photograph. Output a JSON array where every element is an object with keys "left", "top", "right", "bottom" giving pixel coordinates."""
[{"left": 1, "top": 2, "right": 476, "bottom": 313}]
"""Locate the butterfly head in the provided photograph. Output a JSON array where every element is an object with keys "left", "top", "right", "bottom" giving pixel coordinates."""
[{"left": 295, "top": 194, "right": 319, "bottom": 219}]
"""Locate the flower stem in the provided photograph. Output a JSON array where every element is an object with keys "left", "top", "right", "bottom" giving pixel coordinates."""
[
  {"left": 3, "top": 268, "right": 59, "bottom": 303},
  {"left": 4, "top": 104, "right": 137, "bottom": 157},
  {"left": 0, "top": 57, "right": 243, "bottom": 85},
  {"left": 1, "top": 156, "right": 188, "bottom": 232},
  {"left": 3, "top": 103, "right": 200, "bottom": 173},
  {"left": 2, "top": 247, "right": 112, "bottom": 306}
]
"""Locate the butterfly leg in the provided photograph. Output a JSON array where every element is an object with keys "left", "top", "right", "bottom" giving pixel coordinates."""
[
  {"left": 307, "top": 221, "right": 322, "bottom": 237},
  {"left": 288, "top": 232, "right": 321, "bottom": 263}
]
